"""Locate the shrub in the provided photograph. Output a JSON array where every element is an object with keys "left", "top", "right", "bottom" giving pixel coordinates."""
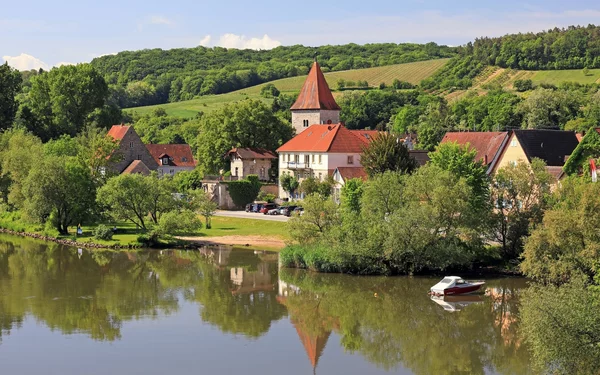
[
  {"left": 513, "top": 79, "right": 534, "bottom": 92},
  {"left": 94, "top": 224, "right": 114, "bottom": 241},
  {"left": 260, "top": 83, "right": 280, "bottom": 98},
  {"left": 158, "top": 210, "right": 202, "bottom": 236},
  {"left": 227, "top": 174, "right": 262, "bottom": 207},
  {"left": 257, "top": 190, "right": 276, "bottom": 203}
]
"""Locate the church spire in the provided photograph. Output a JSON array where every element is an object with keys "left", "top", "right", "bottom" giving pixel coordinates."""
[{"left": 290, "top": 61, "right": 340, "bottom": 111}]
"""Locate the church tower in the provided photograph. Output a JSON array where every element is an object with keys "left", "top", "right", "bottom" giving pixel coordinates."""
[{"left": 290, "top": 60, "right": 341, "bottom": 135}]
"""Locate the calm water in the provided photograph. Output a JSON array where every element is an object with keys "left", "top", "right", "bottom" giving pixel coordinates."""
[{"left": 0, "top": 234, "right": 533, "bottom": 375}]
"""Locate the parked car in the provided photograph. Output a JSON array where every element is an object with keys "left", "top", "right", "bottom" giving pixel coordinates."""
[
  {"left": 245, "top": 203, "right": 252, "bottom": 212},
  {"left": 281, "top": 205, "right": 297, "bottom": 216},
  {"left": 291, "top": 207, "right": 304, "bottom": 216},
  {"left": 251, "top": 201, "right": 268, "bottom": 213},
  {"left": 267, "top": 208, "right": 280, "bottom": 215},
  {"left": 260, "top": 203, "right": 278, "bottom": 214}
]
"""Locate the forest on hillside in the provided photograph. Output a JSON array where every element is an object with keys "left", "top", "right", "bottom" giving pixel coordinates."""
[
  {"left": 88, "top": 43, "right": 455, "bottom": 107},
  {"left": 423, "top": 24, "right": 600, "bottom": 90}
]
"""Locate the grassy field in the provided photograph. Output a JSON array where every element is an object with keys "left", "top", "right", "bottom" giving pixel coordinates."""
[
  {"left": 530, "top": 69, "right": 600, "bottom": 85},
  {"left": 199, "top": 216, "right": 289, "bottom": 239},
  {"left": 126, "top": 59, "right": 450, "bottom": 118}
]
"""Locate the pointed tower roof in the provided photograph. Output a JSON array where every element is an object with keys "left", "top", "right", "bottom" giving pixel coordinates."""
[
  {"left": 291, "top": 61, "right": 341, "bottom": 111},
  {"left": 293, "top": 322, "right": 331, "bottom": 372}
]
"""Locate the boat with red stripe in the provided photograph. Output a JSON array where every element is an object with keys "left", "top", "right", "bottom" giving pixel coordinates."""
[{"left": 429, "top": 276, "right": 485, "bottom": 296}]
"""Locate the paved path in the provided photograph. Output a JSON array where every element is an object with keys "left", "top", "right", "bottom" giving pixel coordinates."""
[{"left": 215, "top": 210, "right": 290, "bottom": 222}]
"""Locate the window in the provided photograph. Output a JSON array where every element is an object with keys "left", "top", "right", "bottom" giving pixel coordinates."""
[
  {"left": 347, "top": 155, "right": 354, "bottom": 164},
  {"left": 182, "top": 157, "right": 187, "bottom": 162},
  {"left": 311, "top": 155, "right": 315, "bottom": 163},
  {"left": 318, "top": 173, "right": 322, "bottom": 180},
  {"left": 235, "top": 167, "right": 238, "bottom": 176},
  {"left": 295, "top": 154, "right": 300, "bottom": 163},
  {"left": 260, "top": 167, "right": 265, "bottom": 178},
  {"left": 129, "top": 141, "right": 134, "bottom": 148},
  {"left": 249, "top": 166, "right": 255, "bottom": 174},
  {"left": 137, "top": 154, "right": 141, "bottom": 160},
  {"left": 162, "top": 157, "right": 169, "bottom": 165},
  {"left": 304, "top": 155, "right": 310, "bottom": 165},
  {"left": 510, "top": 139, "right": 517, "bottom": 147},
  {"left": 303, "top": 119, "right": 309, "bottom": 127},
  {"left": 169, "top": 169, "right": 174, "bottom": 175},
  {"left": 318, "top": 155, "right": 322, "bottom": 164}
]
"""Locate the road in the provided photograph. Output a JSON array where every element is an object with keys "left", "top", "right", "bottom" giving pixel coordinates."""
[{"left": 215, "top": 210, "right": 290, "bottom": 222}]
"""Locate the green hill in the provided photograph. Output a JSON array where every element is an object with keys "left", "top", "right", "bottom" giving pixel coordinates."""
[{"left": 126, "top": 59, "right": 450, "bottom": 118}]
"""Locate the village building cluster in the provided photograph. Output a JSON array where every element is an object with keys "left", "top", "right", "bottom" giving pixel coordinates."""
[{"left": 107, "top": 60, "right": 588, "bottom": 207}]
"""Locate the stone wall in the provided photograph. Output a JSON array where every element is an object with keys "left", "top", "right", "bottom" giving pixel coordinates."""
[
  {"left": 291, "top": 109, "right": 341, "bottom": 135},
  {"left": 112, "top": 128, "right": 158, "bottom": 173}
]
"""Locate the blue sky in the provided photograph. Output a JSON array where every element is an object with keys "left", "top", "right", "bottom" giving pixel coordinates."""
[{"left": 2, "top": 0, "right": 600, "bottom": 70}]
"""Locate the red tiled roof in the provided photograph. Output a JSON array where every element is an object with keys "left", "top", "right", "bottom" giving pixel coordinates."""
[
  {"left": 441, "top": 132, "right": 509, "bottom": 166},
  {"left": 226, "top": 147, "right": 277, "bottom": 160},
  {"left": 276, "top": 124, "right": 372, "bottom": 153},
  {"left": 107, "top": 125, "right": 130, "bottom": 141},
  {"left": 335, "top": 167, "right": 368, "bottom": 181},
  {"left": 146, "top": 144, "right": 196, "bottom": 167},
  {"left": 350, "top": 130, "right": 381, "bottom": 142},
  {"left": 121, "top": 160, "right": 151, "bottom": 175},
  {"left": 290, "top": 61, "right": 341, "bottom": 111}
]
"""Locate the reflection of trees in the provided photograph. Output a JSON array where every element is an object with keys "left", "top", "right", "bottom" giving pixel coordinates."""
[
  {"left": 279, "top": 269, "right": 533, "bottom": 375},
  {"left": 0, "top": 235, "right": 178, "bottom": 341}
]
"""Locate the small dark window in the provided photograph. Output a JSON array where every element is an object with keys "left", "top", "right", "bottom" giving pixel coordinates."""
[
  {"left": 129, "top": 141, "right": 134, "bottom": 148},
  {"left": 182, "top": 157, "right": 187, "bottom": 162},
  {"left": 137, "top": 154, "right": 141, "bottom": 160}
]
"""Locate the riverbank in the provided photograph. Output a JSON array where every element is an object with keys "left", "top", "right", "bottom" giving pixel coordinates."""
[{"left": 0, "top": 212, "right": 289, "bottom": 250}]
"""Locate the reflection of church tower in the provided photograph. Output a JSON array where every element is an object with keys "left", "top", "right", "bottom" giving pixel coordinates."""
[
  {"left": 290, "top": 59, "right": 341, "bottom": 135},
  {"left": 293, "top": 322, "right": 331, "bottom": 374}
]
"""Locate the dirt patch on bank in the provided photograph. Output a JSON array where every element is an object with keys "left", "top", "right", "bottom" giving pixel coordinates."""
[{"left": 178, "top": 235, "right": 286, "bottom": 250}]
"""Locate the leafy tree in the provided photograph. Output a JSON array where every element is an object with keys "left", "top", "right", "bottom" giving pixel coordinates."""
[
  {"left": 0, "top": 63, "right": 22, "bottom": 129},
  {"left": 97, "top": 173, "right": 176, "bottom": 230},
  {"left": 336, "top": 79, "right": 346, "bottom": 90},
  {"left": 489, "top": 159, "right": 553, "bottom": 260},
  {"left": 195, "top": 99, "right": 293, "bottom": 174},
  {"left": 518, "top": 88, "right": 582, "bottom": 129},
  {"left": 157, "top": 210, "right": 202, "bottom": 236},
  {"left": 288, "top": 194, "right": 340, "bottom": 243},
  {"left": 25, "top": 64, "right": 110, "bottom": 140},
  {"left": 188, "top": 190, "right": 218, "bottom": 229},
  {"left": 280, "top": 174, "right": 299, "bottom": 197},
  {"left": 21, "top": 156, "right": 97, "bottom": 234},
  {"left": 512, "top": 79, "right": 534, "bottom": 92},
  {"left": 173, "top": 169, "right": 204, "bottom": 192},
  {"left": 260, "top": 83, "right": 280, "bottom": 98},
  {"left": 360, "top": 171, "right": 406, "bottom": 221},
  {"left": 583, "top": 66, "right": 590, "bottom": 76},
  {"left": 416, "top": 101, "right": 452, "bottom": 150},
  {"left": 299, "top": 176, "right": 334, "bottom": 197},
  {"left": 340, "top": 178, "right": 364, "bottom": 214},
  {"left": 339, "top": 90, "right": 420, "bottom": 130},
  {"left": 428, "top": 142, "right": 489, "bottom": 213},
  {"left": 521, "top": 178, "right": 600, "bottom": 284},
  {"left": 450, "top": 89, "right": 522, "bottom": 131},
  {"left": 360, "top": 132, "right": 417, "bottom": 177}
]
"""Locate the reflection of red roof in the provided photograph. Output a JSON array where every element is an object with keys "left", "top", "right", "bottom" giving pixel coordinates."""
[
  {"left": 441, "top": 132, "right": 508, "bottom": 166},
  {"left": 226, "top": 147, "right": 277, "bottom": 160},
  {"left": 107, "top": 125, "right": 131, "bottom": 140},
  {"left": 277, "top": 124, "right": 372, "bottom": 153},
  {"left": 121, "top": 160, "right": 151, "bottom": 175},
  {"left": 293, "top": 322, "right": 331, "bottom": 370},
  {"left": 335, "top": 167, "right": 368, "bottom": 181},
  {"left": 290, "top": 61, "right": 340, "bottom": 111},
  {"left": 146, "top": 144, "right": 196, "bottom": 167}
]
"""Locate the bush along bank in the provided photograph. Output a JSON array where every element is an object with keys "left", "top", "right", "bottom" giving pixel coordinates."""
[{"left": 282, "top": 142, "right": 557, "bottom": 276}]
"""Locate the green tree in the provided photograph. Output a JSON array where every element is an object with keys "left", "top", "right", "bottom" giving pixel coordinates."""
[
  {"left": 0, "top": 63, "right": 22, "bottom": 129},
  {"left": 563, "top": 127, "right": 600, "bottom": 176},
  {"left": 340, "top": 178, "right": 364, "bottom": 214},
  {"left": 360, "top": 132, "right": 417, "bottom": 177},
  {"left": 260, "top": 83, "right": 280, "bottom": 98},
  {"left": 188, "top": 190, "right": 218, "bottom": 229},
  {"left": 428, "top": 142, "right": 489, "bottom": 213},
  {"left": 226, "top": 175, "right": 262, "bottom": 208},
  {"left": 288, "top": 194, "right": 340, "bottom": 243},
  {"left": 280, "top": 174, "right": 299, "bottom": 197},
  {"left": 21, "top": 156, "right": 97, "bottom": 234},
  {"left": 97, "top": 174, "right": 175, "bottom": 230},
  {"left": 489, "top": 159, "right": 553, "bottom": 260},
  {"left": 299, "top": 176, "right": 334, "bottom": 197},
  {"left": 518, "top": 88, "right": 582, "bottom": 129},
  {"left": 25, "top": 64, "right": 109, "bottom": 141},
  {"left": 157, "top": 210, "right": 202, "bottom": 236},
  {"left": 521, "top": 178, "right": 600, "bottom": 284},
  {"left": 195, "top": 99, "right": 293, "bottom": 174}
]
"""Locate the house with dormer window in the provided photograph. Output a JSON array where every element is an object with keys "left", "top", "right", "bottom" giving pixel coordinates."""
[{"left": 146, "top": 144, "right": 197, "bottom": 176}]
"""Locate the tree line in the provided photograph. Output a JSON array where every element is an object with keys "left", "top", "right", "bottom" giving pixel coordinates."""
[{"left": 89, "top": 43, "right": 455, "bottom": 107}]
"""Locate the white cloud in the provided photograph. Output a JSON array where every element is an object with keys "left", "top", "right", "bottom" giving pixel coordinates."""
[
  {"left": 199, "top": 33, "right": 281, "bottom": 50},
  {"left": 149, "top": 16, "right": 172, "bottom": 25},
  {"left": 55, "top": 61, "right": 75, "bottom": 67},
  {"left": 199, "top": 35, "right": 212, "bottom": 47},
  {"left": 2, "top": 53, "right": 49, "bottom": 71}
]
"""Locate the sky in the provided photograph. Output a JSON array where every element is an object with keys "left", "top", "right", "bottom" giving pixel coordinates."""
[{"left": 2, "top": 0, "right": 600, "bottom": 70}]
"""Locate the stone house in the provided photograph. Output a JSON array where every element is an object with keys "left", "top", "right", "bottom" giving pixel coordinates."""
[
  {"left": 225, "top": 147, "right": 277, "bottom": 181},
  {"left": 107, "top": 125, "right": 196, "bottom": 176}
]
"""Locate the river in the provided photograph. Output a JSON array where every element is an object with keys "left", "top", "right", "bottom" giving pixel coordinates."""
[{"left": 0, "top": 234, "right": 533, "bottom": 375}]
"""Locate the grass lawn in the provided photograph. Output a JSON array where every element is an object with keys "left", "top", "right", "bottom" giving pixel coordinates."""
[
  {"left": 199, "top": 216, "right": 289, "bottom": 240},
  {"left": 531, "top": 68, "right": 600, "bottom": 85},
  {"left": 126, "top": 59, "right": 450, "bottom": 119}
]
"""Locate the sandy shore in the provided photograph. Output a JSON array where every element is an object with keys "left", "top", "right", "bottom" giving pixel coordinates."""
[{"left": 178, "top": 235, "right": 286, "bottom": 250}]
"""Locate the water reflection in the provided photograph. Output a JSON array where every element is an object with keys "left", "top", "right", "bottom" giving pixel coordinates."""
[{"left": 0, "top": 234, "right": 535, "bottom": 374}]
